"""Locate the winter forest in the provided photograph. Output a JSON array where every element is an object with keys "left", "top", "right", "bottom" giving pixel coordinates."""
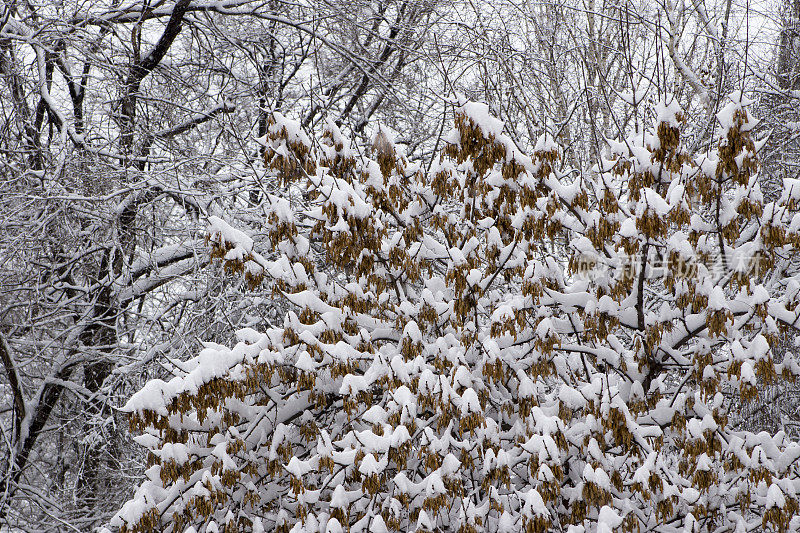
[{"left": 3, "top": 0, "right": 800, "bottom": 531}]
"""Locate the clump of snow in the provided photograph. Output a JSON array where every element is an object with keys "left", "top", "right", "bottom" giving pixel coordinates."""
[
  {"left": 654, "top": 96, "right": 682, "bottom": 128},
  {"left": 208, "top": 216, "right": 254, "bottom": 253},
  {"left": 270, "top": 111, "right": 312, "bottom": 148},
  {"left": 460, "top": 102, "right": 505, "bottom": 138},
  {"left": 534, "top": 133, "right": 558, "bottom": 153}
]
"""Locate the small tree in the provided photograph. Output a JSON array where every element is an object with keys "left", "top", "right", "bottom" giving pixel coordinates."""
[{"left": 112, "top": 96, "right": 800, "bottom": 532}]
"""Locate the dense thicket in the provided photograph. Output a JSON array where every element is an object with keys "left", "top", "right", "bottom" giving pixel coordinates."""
[{"left": 114, "top": 95, "right": 800, "bottom": 532}]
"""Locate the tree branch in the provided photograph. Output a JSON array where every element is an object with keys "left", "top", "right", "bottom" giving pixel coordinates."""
[
  {"left": 121, "top": 0, "right": 192, "bottom": 152},
  {"left": 0, "top": 334, "right": 25, "bottom": 443},
  {"left": 125, "top": 0, "right": 193, "bottom": 89}
]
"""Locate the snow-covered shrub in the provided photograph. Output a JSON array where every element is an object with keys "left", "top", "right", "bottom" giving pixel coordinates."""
[{"left": 111, "top": 95, "right": 800, "bottom": 532}]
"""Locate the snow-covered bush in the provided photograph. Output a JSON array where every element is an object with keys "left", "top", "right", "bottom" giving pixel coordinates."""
[{"left": 111, "top": 95, "right": 800, "bottom": 532}]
